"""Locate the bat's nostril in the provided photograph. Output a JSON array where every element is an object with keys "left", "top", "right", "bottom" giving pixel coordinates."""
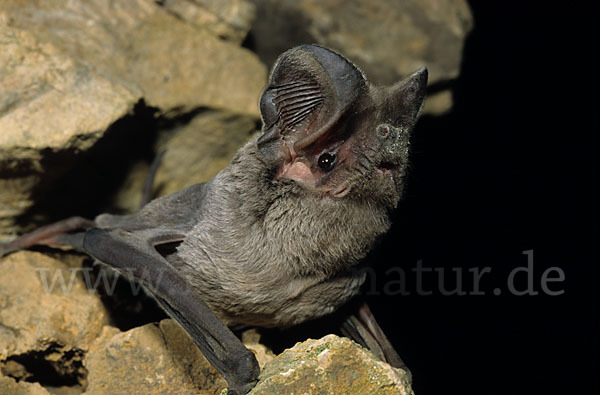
[{"left": 377, "top": 124, "right": 391, "bottom": 138}]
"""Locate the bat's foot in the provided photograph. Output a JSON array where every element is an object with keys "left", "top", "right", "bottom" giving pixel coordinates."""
[
  {"left": 225, "top": 379, "right": 259, "bottom": 395},
  {"left": 221, "top": 344, "right": 260, "bottom": 394},
  {"left": 341, "top": 301, "right": 411, "bottom": 380}
]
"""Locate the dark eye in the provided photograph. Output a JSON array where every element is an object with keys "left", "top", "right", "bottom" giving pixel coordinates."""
[{"left": 318, "top": 152, "right": 336, "bottom": 171}]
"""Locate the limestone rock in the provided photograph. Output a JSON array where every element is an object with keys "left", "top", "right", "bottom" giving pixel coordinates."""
[
  {"left": 162, "top": 0, "right": 256, "bottom": 43},
  {"left": 84, "top": 323, "right": 409, "bottom": 394},
  {"left": 84, "top": 319, "right": 227, "bottom": 395},
  {"left": 0, "top": 252, "right": 109, "bottom": 358},
  {"left": 250, "top": 334, "right": 413, "bottom": 395},
  {"left": 0, "top": 251, "right": 411, "bottom": 393},
  {"left": 242, "top": 329, "right": 276, "bottom": 369},
  {"left": 0, "top": 24, "right": 141, "bottom": 234},
  {"left": 0, "top": 376, "right": 49, "bottom": 395},
  {"left": 0, "top": 0, "right": 266, "bottom": 234},
  {"left": 108, "top": 109, "right": 258, "bottom": 213},
  {"left": 249, "top": 0, "right": 473, "bottom": 114},
  {"left": 153, "top": 110, "right": 258, "bottom": 197},
  {"left": 0, "top": 26, "right": 139, "bottom": 155},
  {"left": 1, "top": 0, "right": 266, "bottom": 116},
  {"left": 0, "top": 251, "right": 110, "bottom": 389},
  {"left": 124, "top": 12, "right": 265, "bottom": 117}
]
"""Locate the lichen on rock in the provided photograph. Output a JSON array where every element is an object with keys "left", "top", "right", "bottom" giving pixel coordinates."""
[{"left": 251, "top": 334, "right": 414, "bottom": 395}]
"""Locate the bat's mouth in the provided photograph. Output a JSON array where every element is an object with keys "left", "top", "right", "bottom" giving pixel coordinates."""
[
  {"left": 377, "top": 162, "right": 396, "bottom": 173},
  {"left": 376, "top": 161, "right": 400, "bottom": 192}
]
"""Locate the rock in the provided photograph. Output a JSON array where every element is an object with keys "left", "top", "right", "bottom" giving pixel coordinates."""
[
  {"left": 0, "top": 376, "right": 49, "bottom": 395},
  {"left": 84, "top": 322, "right": 409, "bottom": 394},
  {"left": 108, "top": 109, "right": 258, "bottom": 213},
  {"left": 162, "top": 0, "right": 256, "bottom": 43},
  {"left": 153, "top": 110, "right": 258, "bottom": 197},
  {"left": 249, "top": 0, "right": 473, "bottom": 115},
  {"left": 1, "top": 0, "right": 266, "bottom": 116},
  {"left": 250, "top": 334, "right": 413, "bottom": 395},
  {"left": 0, "top": 24, "right": 141, "bottom": 234},
  {"left": 84, "top": 320, "right": 227, "bottom": 394},
  {"left": 0, "top": 0, "right": 266, "bottom": 234},
  {"left": 122, "top": 11, "right": 265, "bottom": 115},
  {"left": 0, "top": 251, "right": 110, "bottom": 390},
  {"left": 241, "top": 329, "right": 276, "bottom": 369},
  {"left": 0, "top": 251, "right": 109, "bottom": 359},
  {"left": 0, "top": 251, "right": 410, "bottom": 393}
]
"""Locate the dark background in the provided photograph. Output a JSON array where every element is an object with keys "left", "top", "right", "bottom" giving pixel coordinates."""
[{"left": 367, "top": 2, "right": 596, "bottom": 395}]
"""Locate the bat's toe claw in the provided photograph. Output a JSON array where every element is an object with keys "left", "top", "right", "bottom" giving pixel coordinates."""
[{"left": 226, "top": 381, "right": 258, "bottom": 395}]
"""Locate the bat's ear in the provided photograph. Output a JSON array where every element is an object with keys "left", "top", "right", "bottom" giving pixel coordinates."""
[
  {"left": 257, "top": 45, "right": 367, "bottom": 160},
  {"left": 389, "top": 67, "right": 428, "bottom": 126}
]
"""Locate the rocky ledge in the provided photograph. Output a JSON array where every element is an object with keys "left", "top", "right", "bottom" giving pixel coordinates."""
[{"left": 0, "top": 251, "right": 413, "bottom": 394}]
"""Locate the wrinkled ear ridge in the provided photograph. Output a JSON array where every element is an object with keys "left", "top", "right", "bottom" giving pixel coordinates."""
[
  {"left": 257, "top": 45, "right": 367, "bottom": 159},
  {"left": 257, "top": 45, "right": 427, "bottom": 161}
]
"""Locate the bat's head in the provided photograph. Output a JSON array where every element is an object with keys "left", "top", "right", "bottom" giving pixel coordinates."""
[{"left": 257, "top": 45, "right": 427, "bottom": 209}]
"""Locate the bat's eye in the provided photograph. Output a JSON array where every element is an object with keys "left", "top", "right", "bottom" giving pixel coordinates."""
[{"left": 318, "top": 152, "right": 336, "bottom": 171}]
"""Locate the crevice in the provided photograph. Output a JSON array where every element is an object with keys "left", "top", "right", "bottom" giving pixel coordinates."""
[
  {"left": 86, "top": 262, "right": 167, "bottom": 332},
  {"left": 13, "top": 99, "right": 161, "bottom": 229},
  {"left": 0, "top": 343, "right": 87, "bottom": 391}
]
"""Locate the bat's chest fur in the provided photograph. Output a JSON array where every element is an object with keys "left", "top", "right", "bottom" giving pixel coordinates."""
[
  {"left": 167, "top": 144, "right": 394, "bottom": 327},
  {"left": 175, "top": 178, "right": 390, "bottom": 327}
]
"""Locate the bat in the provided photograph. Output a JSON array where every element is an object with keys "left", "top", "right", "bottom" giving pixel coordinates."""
[{"left": 0, "top": 44, "right": 427, "bottom": 394}]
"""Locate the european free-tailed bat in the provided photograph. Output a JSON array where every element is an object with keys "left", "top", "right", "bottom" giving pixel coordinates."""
[{"left": 0, "top": 45, "right": 427, "bottom": 394}]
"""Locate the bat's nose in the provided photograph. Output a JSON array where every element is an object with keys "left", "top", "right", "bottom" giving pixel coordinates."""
[{"left": 376, "top": 124, "right": 400, "bottom": 140}]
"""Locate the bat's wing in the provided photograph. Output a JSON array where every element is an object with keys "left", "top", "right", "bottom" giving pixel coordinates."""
[
  {"left": 0, "top": 182, "right": 208, "bottom": 256},
  {"left": 68, "top": 227, "right": 259, "bottom": 394},
  {"left": 0, "top": 183, "right": 260, "bottom": 394}
]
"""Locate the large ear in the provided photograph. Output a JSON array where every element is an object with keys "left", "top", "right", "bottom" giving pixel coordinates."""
[{"left": 257, "top": 45, "right": 367, "bottom": 160}]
